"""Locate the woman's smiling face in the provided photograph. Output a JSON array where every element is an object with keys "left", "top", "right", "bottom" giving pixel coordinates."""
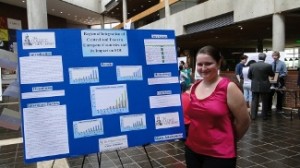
[{"left": 196, "top": 53, "right": 220, "bottom": 80}]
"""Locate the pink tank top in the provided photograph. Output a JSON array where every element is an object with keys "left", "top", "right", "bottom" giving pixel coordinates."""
[{"left": 185, "top": 78, "right": 236, "bottom": 158}]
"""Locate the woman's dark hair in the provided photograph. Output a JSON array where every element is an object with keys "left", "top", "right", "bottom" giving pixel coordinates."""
[
  {"left": 197, "top": 45, "right": 222, "bottom": 63},
  {"left": 179, "top": 64, "right": 184, "bottom": 71},
  {"left": 245, "top": 60, "right": 256, "bottom": 67}
]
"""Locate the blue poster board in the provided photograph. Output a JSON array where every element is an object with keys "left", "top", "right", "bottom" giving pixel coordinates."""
[{"left": 17, "top": 29, "right": 184, "bottom": 163}]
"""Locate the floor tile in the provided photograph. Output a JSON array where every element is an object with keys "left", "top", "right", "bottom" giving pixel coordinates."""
[{"left": 0, "top": 109, "right": 300, "bottom": 168}]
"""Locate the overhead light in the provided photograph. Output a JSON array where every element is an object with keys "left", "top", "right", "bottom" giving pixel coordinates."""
[
  {"left": 284, "top": 58, "right": 288, "bottom": 61},
  {"left": 22, "top": 0, "right": 25, "bottom": 3},
  {"left": 289, "top": 58, "right": 293, "bottom": 61},
  {"left": 60, "top": 11, "right": 63, "bottom": 14}
]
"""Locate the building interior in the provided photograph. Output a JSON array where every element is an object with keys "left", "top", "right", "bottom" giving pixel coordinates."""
[{"left": 1, "top": 0, "right": 300, "bottom": 168}]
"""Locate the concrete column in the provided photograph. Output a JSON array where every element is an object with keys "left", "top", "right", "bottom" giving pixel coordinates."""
[
  {"left": 100, "top": 15, "right": 105, "bottom": 29},
  {"left": 122, "top": 0, "right": 127, "bottom": 24},
  {"left": 164, "top": 0, "right": 170, "bottom": 28},
  {"left": 272, "top": 13, "right": 285, "bottom": 51},
  {"left": 26, "top": 0, "right": 48, "bottom": 29}
]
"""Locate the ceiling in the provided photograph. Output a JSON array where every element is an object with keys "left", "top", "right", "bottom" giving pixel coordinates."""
[
  {"left": 177, "top": 10, "right": 300, "bottom": 51},
  {"left": 0, "top": 0, "right": 160, "bottom": 26},
  {"left": 0, "top": 0, "right": 117, "bottom": 25},
  {"left": 103, "top": 0, "right": 160, "bottom": 21}
]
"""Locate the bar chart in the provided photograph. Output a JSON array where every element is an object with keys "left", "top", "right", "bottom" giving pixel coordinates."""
[
  {"left": 120, "top": 114, "right": 146, "bottom": 132},
  {"left": 116, "top": 66, "right": 143, "bottom": 81},
  {"left": 73, "top": 118, "right": 104, "bottom": 138},
  {"left": 90, "top": 84, "right": 129, "bottom": 116},
  {"left": 69, "top": 67, "right": 99, "bottom": 84}
]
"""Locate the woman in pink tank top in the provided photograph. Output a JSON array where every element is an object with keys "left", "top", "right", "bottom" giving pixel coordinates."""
[{"left": 185, "top": 46, "right": 251, "bottom": 168}]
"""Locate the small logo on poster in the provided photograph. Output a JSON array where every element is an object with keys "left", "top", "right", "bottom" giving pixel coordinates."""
[
  {"left": 22, "top": 32, "right": 56, "bottom": 49},
  {"left": 155, "top": 112, "right": 180, "bottom": 129}
]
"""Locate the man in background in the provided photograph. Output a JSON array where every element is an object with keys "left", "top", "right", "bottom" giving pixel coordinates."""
[
  {"left": 268, "top": 51, "right": 287, "bottom": 114},
  {"left": 235, "top": 55, "right": 248, "bottom": 89},
  {"left": 248, "top": 53, "right": 274, "bottom": 120}
]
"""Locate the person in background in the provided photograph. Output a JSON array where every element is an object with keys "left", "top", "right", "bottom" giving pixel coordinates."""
[
  {"left": 183, "top": 62, "right": 193, "bottom": 86},
  {"left": 179, "top": 64, "right": 188, "bottom": 92},
  {"left": 181, "top": 83, "right": 191, "bottom": 140},
  {"left": 185, "top": 45, "right": 250, "bottom": 168},
  {"left": 248, "top": 53, "right": 274, "bottom": 120},
  {"left": 180, "top": 60, "right": 185, "bottom": 65},
  {"left": 242, "top": 60, "right": 256, "bottom": 110},
  {"left": 268, "top": 51, "right": 287, "bottom": 114},
  {"left": 235, "top": 55, "right": 248, "bottom": 89}
]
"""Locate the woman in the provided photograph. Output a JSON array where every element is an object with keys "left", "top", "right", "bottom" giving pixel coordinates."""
[
  {"left": 242, "top": 60, "right": 256, "bottom": 109},
  {"left": 185, "top": 46, "right": 251, "bottom": 168}
]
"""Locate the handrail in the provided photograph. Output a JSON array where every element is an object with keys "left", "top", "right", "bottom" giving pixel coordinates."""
[{"left": 0, "top": 102, "right": 19, "bottom": 106}]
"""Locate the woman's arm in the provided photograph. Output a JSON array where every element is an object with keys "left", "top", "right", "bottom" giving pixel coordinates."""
[{"left": 227, "top": 82, "right": 251, "bottom": 141}]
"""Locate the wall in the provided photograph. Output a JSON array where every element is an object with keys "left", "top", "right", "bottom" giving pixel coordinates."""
[
  {"left": 234, "top": 0, "right": 300, "bottom": 22},
  {"left": 234, "top": 0, "right": 274, "bottom": 22},
  {"left": 141, "top": 0, "right": 233, "bottom": 35},
  {"left": 140, "top": 0, "right": 300, "bottom": 36}
]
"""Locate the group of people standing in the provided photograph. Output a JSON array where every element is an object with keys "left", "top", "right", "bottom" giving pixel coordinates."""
[{"left": 235, "top": 51, "right": 287, "bottom": 120}]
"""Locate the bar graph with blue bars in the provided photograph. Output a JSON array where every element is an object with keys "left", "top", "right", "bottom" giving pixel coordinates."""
[
  {"left": 120, "top": 114, "right": 146, "bottom": 132},
  {"left": 116, "top": 66, "right": 143, "bottom": 81},
  {"left": 90, "top": 84, "right": 129, "bottom": 116},
  {"left": 69, "top": 67, "right": 99, "bottom": 84},
  {"left": 73, "top": 118, "right": 104, "bottom": 138}
]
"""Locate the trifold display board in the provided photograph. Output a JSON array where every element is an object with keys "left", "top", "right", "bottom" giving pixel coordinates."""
[{"left": 17, "top": 29, "right": 185, "bottom": 163}]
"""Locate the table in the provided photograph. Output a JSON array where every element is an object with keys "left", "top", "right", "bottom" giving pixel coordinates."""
[{"left": 275, "top": 88, "right": 300, "bottom": 120}]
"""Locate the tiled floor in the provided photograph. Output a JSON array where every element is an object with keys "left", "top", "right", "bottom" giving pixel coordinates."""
[{"left": 1, "top": 111, "right": 300, "bottom": 168}]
